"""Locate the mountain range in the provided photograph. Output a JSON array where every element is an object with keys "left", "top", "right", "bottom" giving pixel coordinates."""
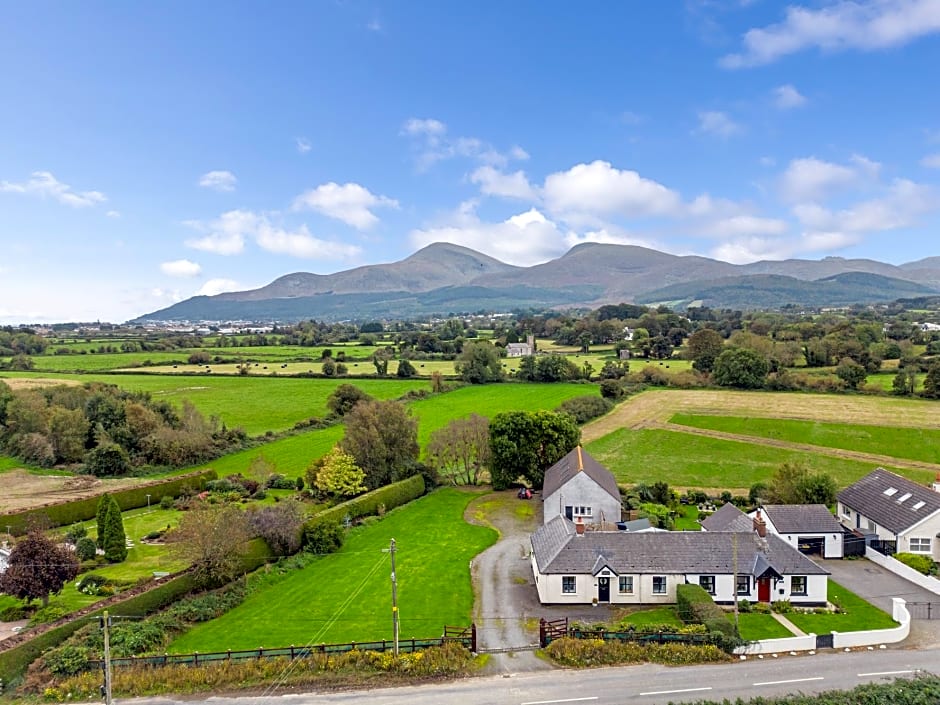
[{"left": 136, "top": 243, "right": 940, "bottom": 322}]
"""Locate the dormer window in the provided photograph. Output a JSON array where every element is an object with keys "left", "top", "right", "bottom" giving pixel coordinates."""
[{"left": 883, "top": 488, "right": 898, "bottom": 496}]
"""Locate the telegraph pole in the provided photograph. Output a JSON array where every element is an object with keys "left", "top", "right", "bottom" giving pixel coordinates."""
[
  {"left": 102, "top": 610, "right": 113, "bottom": 705},
  {"left": 732, "top": 533, "right": 739, "bottom": 634},
  {"left": 389, "top": 538, "right": 399, "bottom": 656}
]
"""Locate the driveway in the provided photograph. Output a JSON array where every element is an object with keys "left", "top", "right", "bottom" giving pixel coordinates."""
[{"left": 817, "top": 556, "right": 940, "bottom": 648}]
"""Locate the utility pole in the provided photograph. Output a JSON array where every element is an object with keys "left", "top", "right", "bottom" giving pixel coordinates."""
[
  {"left": 101, "top": 610, "right": 113, "bottom": 705},
  {"left": 732, "top": 533, "right": 739, "bottom": 634},
  {"left": 389, "top": 538, "right": 399, "bottom": 656}
]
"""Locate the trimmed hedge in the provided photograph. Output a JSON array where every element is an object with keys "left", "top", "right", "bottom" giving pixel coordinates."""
[
  {"left": 676, "top": 583, "right": 736, "bottom": 637},
  {"left": 304, "top": 474, "right": 426, "bottom": 533},
  {"left": 0, "top": 469, "right": 217, "bottom": 535},
  {"left": 894, "top": 552, "right": 937, "bottom": 576},
  {"left": 0, "top": 539, "right": 273, "bottom": 683}
]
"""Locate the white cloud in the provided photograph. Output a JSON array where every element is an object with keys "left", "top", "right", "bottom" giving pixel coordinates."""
[
  {"left": 779, "top": 156, "right": 865, "bottom": 202},
  {"left": 722, "top": 0, "right": 940, "bottom": 68},
  {"left": 106, "top": 210, "right": 121, "bottom": 218},
  {"left": 696, "top": 110, "right": 741, "bottom": 137},
  {"left": 160, "top": 259, "right": 202, "bottom": 278},
  {"left": 401, "top": 118, "right": 447, "bottom": 137},
  {"left": 469, "top": 166, "right": 539, "bottom": 201},
  {"left": 773, "top": 84, "right": 807, "bottom": 109},
  {"left": 0, "top": 170, "right": 106, "bottom": 208},
  {"left": 292, "top": 182, "right": 399, "bottom": 229},
  {"left": 543, "top": 160, "right": 682, "bottom": 220},
  {"left": 366, "top": 18, "right": 382, "bottom": 32},
  {"left": 702, "top": 215, "right": 790, "bottom": 237},
  {"left": 198, "top": 170, "right": 237, "bottom": 192},
  {"left": 295, "top": 137, "right": 312, "bottom": 154},
  {"left": 184, "top": 209, "right": 361, "bottom": 260},
  {"left": 196, "top": 279, "right": 241, "bottom": 296},
  {"left": 921, "top": 153, "right": 940, "bottom": 168},
  {"left": 711, "top": 232, "right": 862, "bottom": 263},
  {"left": 793, "top": 178, "right": 938, "bottom": 232},
  {"left": 400, "top": 117, "right": 528, "bottom": 170}
]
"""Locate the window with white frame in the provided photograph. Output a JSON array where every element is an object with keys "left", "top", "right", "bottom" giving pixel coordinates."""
[
  {"left": 699, "top": 575, "right": 716, "bottom": 595},
  {"left": 652, "top": 576, "right": 667, "bottom": 594},
  {"left": 909, "top": 537, "right": 932, "bottom": 554},
  {"left": 736, "top": 575, "right": 750, "bottom": 595},
  {"left": 573, "top": 505, "right": 593, "bottom": 518},
  {"left": 791, "top": 576, "right": 807, "bottom": 596},
  {"left": 619, "top": 576, "right": 634, "bottom": 594},
  {"left": 562, "top": 576, "right": 576, "bottom": 594}
]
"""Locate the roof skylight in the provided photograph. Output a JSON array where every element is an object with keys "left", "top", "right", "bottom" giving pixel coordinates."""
[
  {"left": 883, "top": 487, "right": 898, "bottom": 496},
  {"left": 912, "top": 500, "right": 926, "bottom": 510},
  {"left": 897, "top": 492, "right": 912, "bottom": 503}
]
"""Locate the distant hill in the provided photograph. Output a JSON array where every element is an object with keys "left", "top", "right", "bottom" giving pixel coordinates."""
[{"left": 134, "top": 242, "right": 940, "bottom": 322}]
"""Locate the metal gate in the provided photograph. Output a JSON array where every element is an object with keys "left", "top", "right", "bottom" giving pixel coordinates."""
[
  {"left": 815, "top": 633, "right": 834, "bottom": 649},
  {"left": 907, "top": 602, "right": 940, "bottom": 620}
]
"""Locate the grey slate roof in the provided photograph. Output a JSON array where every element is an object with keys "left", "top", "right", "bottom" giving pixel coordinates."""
[
  {"left": 760, "top": 505, "right": 843, "bottom": 534},
  {"left": 531, "top": 515, "right": 827, "bottom": 577},
  {"left": 542, "top": 446, "right": 621, "bottom": 502},
  {"left": 620, "top": 518, "right": 653, "bottom": 532},
  {"left": 837, "top": 468, "right": 940, "bottom": 534},
  {"left": 700, "top": 503, "right": 753, "bottom": 533}
]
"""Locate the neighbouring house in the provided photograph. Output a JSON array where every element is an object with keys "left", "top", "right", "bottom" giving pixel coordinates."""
[
  {"left": 837, "top": 468, "right": 940, "bottom": 560},
  {"left": 505, "top": 334, "right": 535, "bottom": 358},
  {"left": 530, "top": 515, "right": 829, "bottom": 606},
  {"left": 0, "top": 544, "right": 10, "bottom": 574},
  {"left": 747, "top": 505, "right": 845, "bottom": 558},
  {"left": 700, "top": 503, "right": 754, "bottom": 533},
  {"left": 542, "top": 446, "right": 621, "bottom": 527}
]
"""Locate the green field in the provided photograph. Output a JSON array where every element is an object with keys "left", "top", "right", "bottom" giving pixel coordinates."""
[
  {"left": 786, "top": 580, "right": 897, "bottom": 633},
  {"left": 734, "top": 613, "right": 793, "bottom": 640},
  {"left": 167, "top": 488, "right": 497, "bottom": 651},
  {"left": 585, "top": 428, "right": 924, "bottom": 490},
  {"left": 671, "top": 414, "right": 940, "bottom": 464}
]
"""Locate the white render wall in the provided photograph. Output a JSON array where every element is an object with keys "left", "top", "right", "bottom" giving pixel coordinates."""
[
  {"left": 543, "top": 472, "right": 621, "bottom": 526},
  {"left": 776, "top": 532, "right": 843, "bottom": 559},
  {"left": 840, "top": 503, "right": 940, "bottom": 560}
]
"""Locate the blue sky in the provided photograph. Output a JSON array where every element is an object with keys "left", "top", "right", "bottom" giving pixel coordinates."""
[{"left": 3, "top": 1, "right": 940, "bottom": 323}]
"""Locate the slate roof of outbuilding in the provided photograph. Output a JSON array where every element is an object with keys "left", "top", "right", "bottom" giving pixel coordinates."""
[
  {"left": 700, "top": 503, "right": 753, "bottom": 533},
  {"left": 760, "top": 505, "right": 843, "bottom": 534},
  {"left": 541, "top": 446, "right": 621, "bottom": 502},
  {"left": 837, "top": 468, "right": 940, "bottom": 534},
  {"left": 531, "top": 515, "right": 827, "bottom": 577}
]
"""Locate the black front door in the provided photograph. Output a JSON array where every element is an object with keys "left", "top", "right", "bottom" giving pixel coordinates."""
[
  {"left": 565, "top": 505, "right": 573, "bottom": 520},
  {"left": 598, "top": 577, "right": 610, "bottom": 602}
]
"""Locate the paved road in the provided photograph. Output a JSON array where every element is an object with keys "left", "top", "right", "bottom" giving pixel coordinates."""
[{"left": 132, "top": 647, "right": 939, "bottom": 705}]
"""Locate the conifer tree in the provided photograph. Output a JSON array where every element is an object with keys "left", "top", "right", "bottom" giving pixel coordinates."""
[
  {"left": 102, "top": 496, "right": 127, "bottom": 563},
  {"left": 95, "top": 493, "right": 110, "bottom": 548}
]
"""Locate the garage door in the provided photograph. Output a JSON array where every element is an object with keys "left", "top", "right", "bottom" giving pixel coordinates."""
[{"left": 798, "top": 537, "right": 825, "bottom": 556}]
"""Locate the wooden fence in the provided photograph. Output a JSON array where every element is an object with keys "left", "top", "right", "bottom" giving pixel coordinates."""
[{"left": 86, "top": 625, "right": 476, "bottom": 671}]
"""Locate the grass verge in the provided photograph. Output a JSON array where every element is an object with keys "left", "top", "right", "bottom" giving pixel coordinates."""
[{"left": 785, "top": 579, "right": 897, "bottom": 633}]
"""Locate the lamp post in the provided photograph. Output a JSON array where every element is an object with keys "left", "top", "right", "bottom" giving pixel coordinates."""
[{"left": 146, "top": 494, "right": 151, "bottom": 510}]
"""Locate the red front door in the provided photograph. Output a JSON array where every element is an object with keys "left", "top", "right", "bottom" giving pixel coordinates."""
[{"left": 757, "top": 578, "right": 771, "bottom": 603}]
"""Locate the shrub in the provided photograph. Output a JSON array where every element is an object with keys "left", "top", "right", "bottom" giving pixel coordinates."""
[
  {"left": 44, "top": 645, "right": 89, "bottom": 677},
  {"left": 159, "top": 495, "right": 174, "bottom": 510},
  {"left": 303, "top": 519, "right": 345, "bottom": 554},
  {"left": 555, "top": 395, "right": 614, "bottom": 424},
  {"left": 75, "top": 536, "right": 98, "bottom": 561},
  {"left": 894, "top": 552, "right": 937, "bottom": 576},
  {"left": 771, "top": 600, "right": 792, "bottom": 614},
  {"left": 676, "top": 584, "right": 728, "bottom": 628},
  {"left": 544, "top": 637, "right": 730, "bottom": 667},
  {"left": 77, "top": 573, "right": 109, "bottom": 594},
  {"left": 599, "top": 379, "right": 625, "bottom": 400},
  {"left": 737, "top": 599, "right": 752, "bottom": 613},
  {"left": 0, "top": 604, "right": 32, "bottom": 621},
  {"left": 753, "top": 602, "right": 772, "bottom": 614},
  {"left": 64, "top": 525, "right": 87, "bottom": 543},
  {"left": 28, "top": 605, "right": 69, "bottom": 626},
  {"left": 302, "top": 475, "right": 425, "bottom": 531}
]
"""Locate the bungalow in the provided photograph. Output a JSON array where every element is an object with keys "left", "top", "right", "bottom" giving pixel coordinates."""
[
  {"left": 542, "top": 446, "right": 621, "bottom": 527},
  {"left": 700, "top": 503, "right": 754, "bottom": 533},
  {"left": 747, "top": 505, "right": 844, "bottom": 558},
  {"left": 530, "top": 515, "right": 828, "bottom": 606},
  {"left": 837, "top": 468, "right": 940, "bottom": 560}
]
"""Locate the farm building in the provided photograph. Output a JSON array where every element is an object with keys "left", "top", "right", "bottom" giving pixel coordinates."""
[
  {"left": 746, "top": 505, "right": 844, "bottom": 558},
  {"left": 530, "top": 515, "right": 828, "bottom": 606},
  {"left": 541, "top": 446, "right": 621, "bottom": 527},
  {"left": 837, "top": 468, "right": 940, "bottom": 560}
]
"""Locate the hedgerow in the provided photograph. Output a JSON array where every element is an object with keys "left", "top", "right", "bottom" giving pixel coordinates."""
[{"left": 544, "top": 637, "right": 730, "bottom": 667}]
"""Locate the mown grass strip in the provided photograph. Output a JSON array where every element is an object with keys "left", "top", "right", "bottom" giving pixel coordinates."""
[
  {"left": 785, "top": 579, "right": 897, "bottom": 633},
  {"left": 734, "top": 613, "right": 794, "bottom": 640}
]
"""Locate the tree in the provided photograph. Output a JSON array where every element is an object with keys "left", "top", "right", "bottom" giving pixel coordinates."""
[
  {"left": 309, "top": 446, "right": 367, "bottom": 497},
  {"left": 455, "top": 341, "right": 504, "bottom": 384},
  {"left": 836, "top": 357, "right": 867, "bottom": 390},
  {"left": 326, "top": 383, "right": 374, "bottom": 417},
  {"left": 372, "top": 347, "right": 393, "bottom": 376},
  {"left": 168, "top": 505, "right": 251, "bottom": 587},
  {"left": 489, "top": 410, "right": 580, "bottom": 490},
  {"left": 102, "top": 496, "right": 127, "bottom": 563},
  {"left": 0, "top": 530, "right": 79, "bottom": 606},
  {"left": 396, "top": 358, "right": 417, "bottom": 378},
  {"left": 246, "top": 500, "right": 305, "bottom": 556},
  {"left": 321, "top": 359, "right": 336, "bottom": 376},
  {"left": 48, "top": 407, "right": 90, "bottom": 463},
  {"left": 712, "top": 348, "right": 769, "bottom": 389},
  {"left": 924, "top": 363, "right": 940, "bottom": 399},
  {"left": 766, "top": 461, "right": 837, "bottom": 505},
  {"left": 687, "top": 329, "right": 724, "bottom": 373},
  {"left": 340, "top": 400, "right": 419, "bottom": 489},
  {"left": 75, "top": 536, "right": 97, "bottom": 561},
  {"left": 892, "top": 368, "right": 917, "bottom": 396},
  {"left": 95, "top": 493, "right": 111, "bottom": 548},
  {"left": 84, "top": 443, "right": 131, "bottom": 477},
  {"left": 426, "top": 414, "right": 490, "bottom": 485}
]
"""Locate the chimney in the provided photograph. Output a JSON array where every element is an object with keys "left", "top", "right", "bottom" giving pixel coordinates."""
[
  {"left": 576, "top": 446, "right": 584, "bottom": 472},
  {"left": 575, "top": 518, "right": 585, "bottom": 536},
  {"left": 933, "top": 473, "right": 940, "bottom": 494},
  {"left": 753, "top": 509, "right": 767, "bottom": 538}
]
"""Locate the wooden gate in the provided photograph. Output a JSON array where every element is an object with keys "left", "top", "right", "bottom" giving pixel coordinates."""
[{"left": 539, "top": 617, "right": 568, "bottom": 647}]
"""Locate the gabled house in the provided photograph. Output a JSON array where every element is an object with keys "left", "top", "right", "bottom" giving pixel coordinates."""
[
  {"left": 542, "top": 446, "right": 621, "bottom": 527},
  {"left": 747, "top": 505, "right": 844, "bottom": 558},
  {"left": 700, "top": 503, "right": 754, "bottom": 533},
  {"left": 837, "top": 468, "right": 940, "bottom": 560},
  {"left": 530, "top": 515, "right": 828, "bottom": 606},
  {"left": 0, "top": 544, "right": 10, "bottom": 575}
]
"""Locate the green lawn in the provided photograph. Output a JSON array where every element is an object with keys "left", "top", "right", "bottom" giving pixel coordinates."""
[
  {"left": 167, "top": 488, "right": 498, "bottom": 651},
  {"left": 786, "top": 580, "right": 897, "bottom": 633},
  {"left": 670, "top": 414, "right": 940, "bottom": 465},
  {"left": 585, "top": 428, "right": 923, "bottom": 490},
  {"left": 735, "top": 613, "right": 794, "bottom": 640},
  {"left": 673, "top": 504, "right": 701, "bottom": 530},
  {"left": 618, "top": 606, "right": 683, "bottom": 628}
]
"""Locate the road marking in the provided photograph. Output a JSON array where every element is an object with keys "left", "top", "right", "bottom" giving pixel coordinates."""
[
  {"left": 521, "top": 698, "right": 599, "bottom": 705},
  {"left": 754, "top": 677, "right": 824, "bottom": 686},
  {"left": 639, "top": 687, "right": 713, "bottom": 696},
  {"left": 858, "top": 670, "right": 917, "bottom": 677}
]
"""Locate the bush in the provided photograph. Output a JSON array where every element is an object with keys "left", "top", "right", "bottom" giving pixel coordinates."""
[
  {"left": 772, "top": 600, "right": 793, "bottom": 613},
  {"left": 599, "top": 379, "right": 625, "bottom": 400},
  {"left": 28, "top": 605, "right": 69, "bottom": 626},
  {"left": 75, "top": 536, "right": 98, "bottom": 561},
  {"left": 676, "top": 583, "right": 727, "bottom": 627},
  {"left": 77, "top": 573, "right": 109, "bottom": 594},
  {"left": 894, "top": 552, "right": 937, "bottom": 576},
  {"left": 544, "top": 637, "right": 730, "bottom": 667},
  {"left": 44, "top": 645, "right": 89, "bottom": 677},
  {"left": 264, "top": 473, "right": 297, "bottom": 490},
  {"left": 555, "top": 395, "right": 614, "bottom": 424},
  {"left": 302, "top": 475, "right": 425, "bottom": 532},
  {"left": 303, "top": 519, "right": 345, "bottom": 554},
  {"left": 159, "top": 495, "right": 174, "bottom": 510},
  {"left": 737, "top": 599, "right": 751, "bottom": 613},
  {"left": 0, "top": 604, "right": 32, "bottom": 621}
]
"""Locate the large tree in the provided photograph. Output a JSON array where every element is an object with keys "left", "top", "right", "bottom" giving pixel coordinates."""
[
  {"left": 923, "top": 363, "right": 940, "bottom": 399},
  {"left": 326, "top": 384, "right": 374, "bottom": 417},
  {"left": 766, "top": 461, "right": 837, "bottom": 506},
  {"left": 455, "top": 341, "right": 504, "bottom": 384},
  {"left": 0, "top": 530, "right": 79, "bottom": 606},
  {"left": 426, "top": 414, "right": 490, "bottom": 485},
  {"left": 308, "top": 446, "right": 367, "bottom": 497},
  {"left": 95, "top": 493, "right": 111, "bottom": 549},
  {"left": 102, "top": 496, "right": 127, "bottom": 563},
  {"left": 712, "top": 347, "right": 770, "bottom": 389},
  {"left": 836, "top": 357, "right": 867, "bottom": 390},
  {"left": 340, "top": 400, "right": 419, "bottom": 489},
  {"left": 686, "top": 328, "right": 724, "bottom": 373},
  {"left": 489, "top": 410, "right": 580, "bottom": 490},
  {"left": 168, "top": 504, "right": 251, "bottom": 587}
]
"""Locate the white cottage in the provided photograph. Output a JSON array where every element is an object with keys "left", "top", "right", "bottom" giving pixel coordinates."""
[
  {"left": 530, "top": 515, "right": 828, "bottom": 606},
  {"left": 542, "top": 446, "right": 621, "bottom": 527},
  {"left": 747, "top": 505, "right": 844, "bottom": 558},
  {"left": 837, "top": 468, "right": 940, "bottom": 560}
]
